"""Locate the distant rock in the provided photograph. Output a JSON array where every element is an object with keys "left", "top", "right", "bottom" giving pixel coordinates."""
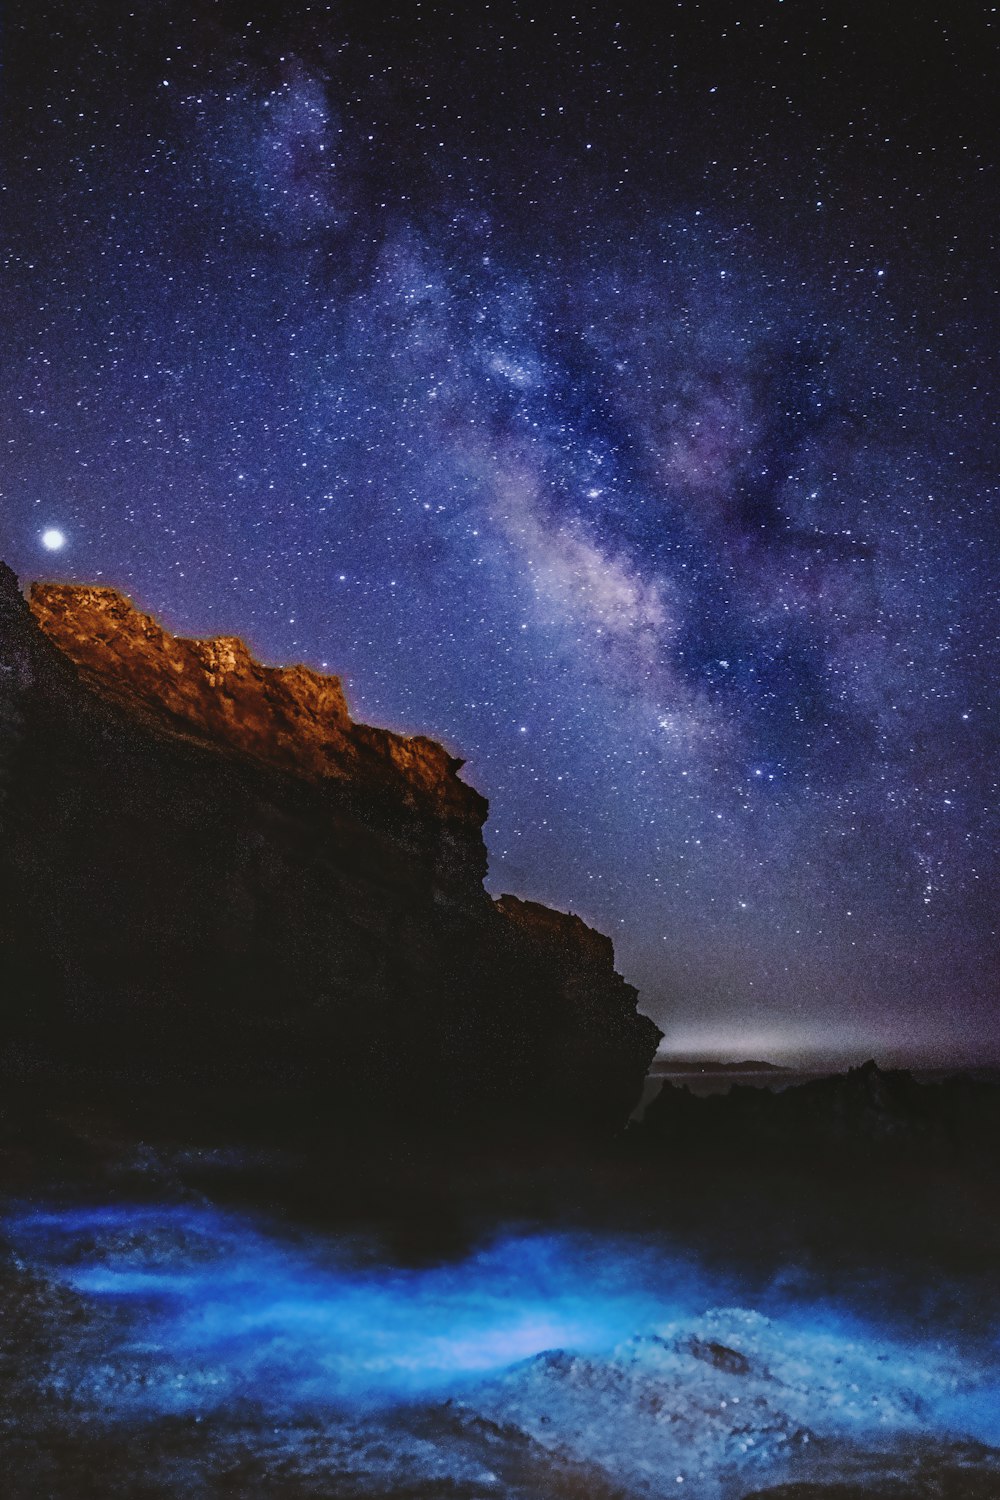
[
  {"left": 0, "top": 563, "right": 660, "bottom": 1139},
  {"left": 634, "top": 1058, "right": 1000, "bottom": 1166}
]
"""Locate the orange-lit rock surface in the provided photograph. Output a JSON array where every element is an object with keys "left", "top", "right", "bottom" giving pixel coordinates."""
[
  {"left": 1, "top": 563, "right": 660, "bottom": 1137},
  {"left": 30, "top": 582, "right": 484, "bottom": 827}
]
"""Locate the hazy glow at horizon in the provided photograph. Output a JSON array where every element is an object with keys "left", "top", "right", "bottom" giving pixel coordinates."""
[{"left": 653, "top": 1022, "right": 972, "bottom": 1068}]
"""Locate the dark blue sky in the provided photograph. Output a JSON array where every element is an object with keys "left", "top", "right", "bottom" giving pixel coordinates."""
[{"left": 3, "top": 1, "right": 998, "bottom": 1063}]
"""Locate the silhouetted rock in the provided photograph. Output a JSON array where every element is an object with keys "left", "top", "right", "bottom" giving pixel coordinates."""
[
  {"left": 0, "top": 564, "right": 660, "bottom": 1140},
  {"left": 634, "top": 1059, "right": 1000, "bottom": 1168}
]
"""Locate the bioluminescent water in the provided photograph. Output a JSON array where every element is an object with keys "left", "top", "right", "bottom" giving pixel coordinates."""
[
  {"left": 6, "top": 1202, "right": 716, "bottom": 1410},
  {"left": 5, "top": 1199, "right": 1000, "bottom": 1460}
]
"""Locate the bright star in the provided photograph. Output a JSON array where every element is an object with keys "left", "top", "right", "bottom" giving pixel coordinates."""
[{"left": 41, "top": 528, "right": 66, "bottom": 551}]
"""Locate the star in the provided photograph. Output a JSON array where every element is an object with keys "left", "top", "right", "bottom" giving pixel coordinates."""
[{"left": 1, "top": 0, "right": 995, "bottom": 1064}]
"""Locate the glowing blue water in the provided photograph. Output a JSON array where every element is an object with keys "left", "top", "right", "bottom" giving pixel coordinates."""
[
  {"left": 6, "top": 1200, "right": 1000, "bottom": 1449},
  {"left": 6, "top": 1203, "right": 714, "bottom": 1408}
]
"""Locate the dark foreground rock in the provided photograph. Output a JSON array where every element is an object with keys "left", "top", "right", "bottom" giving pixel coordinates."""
[{"left": 0, "top": 562, "right": 659, "bottom": 1141}]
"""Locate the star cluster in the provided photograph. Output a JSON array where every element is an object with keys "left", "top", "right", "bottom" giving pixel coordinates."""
[{"left": 3, "top": 2, "right": 997, "bottom": 1063}]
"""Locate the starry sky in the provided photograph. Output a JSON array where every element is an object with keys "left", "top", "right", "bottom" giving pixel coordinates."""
[{"left": 3, "top": 1, "right": 998, "bottom": 1065}]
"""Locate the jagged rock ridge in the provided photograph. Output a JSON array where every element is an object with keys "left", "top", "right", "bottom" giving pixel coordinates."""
[
  {"left": 0, "top": 563, "right": 660, "bottom": 1136},
  {"left": 29, "top": 582, "right": 485, "bottom": 829},
  {"left": 635, "top": 1058, "right": 1000, "bottom": 1166}
]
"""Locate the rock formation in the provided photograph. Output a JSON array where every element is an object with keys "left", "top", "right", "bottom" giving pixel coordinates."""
[
  {"left": 634, "top": 1059, "right": 1000, "bottom": 1167},
  {"left": 0, "top": 563, "right": 660, "bottom": 1138}
]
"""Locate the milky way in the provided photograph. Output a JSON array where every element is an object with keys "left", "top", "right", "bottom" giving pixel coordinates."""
[{"left": 2, "top": 3, "right": 997, "bottom": 1061}]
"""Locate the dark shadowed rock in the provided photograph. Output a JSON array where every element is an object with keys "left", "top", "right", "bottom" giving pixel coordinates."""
[
  {"left": 0, "top": 564, "right": 660, "bottom": 1141},
  {"left": 634, "top": 1058, "right": 1000, "bottom": 1168}
]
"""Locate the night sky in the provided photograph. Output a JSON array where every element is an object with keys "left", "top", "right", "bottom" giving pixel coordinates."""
[{"left": 3, "top": 2, "right": 998, "bottom": 1065}]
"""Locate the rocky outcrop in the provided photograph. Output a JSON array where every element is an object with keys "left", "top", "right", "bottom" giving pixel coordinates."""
[
  {"left": 634, "top": 1059, "right": 1000, "bottom": 1167},
  {"left": 0, "top": 564, "right": 660, "bottom": 1137},
  {"left": 29, "top": 583, "right": 485, "bottom": 836}
]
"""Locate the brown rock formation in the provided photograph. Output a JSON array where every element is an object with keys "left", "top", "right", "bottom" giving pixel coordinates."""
[
  {"left": 0, "top": 563, "right": 660, "bottom": 1139},
  {"left": 29, "top": 583, "right": 484, "bottom": 832}
]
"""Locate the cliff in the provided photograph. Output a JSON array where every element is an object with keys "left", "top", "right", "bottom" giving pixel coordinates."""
[{"left": 0, "top": 563, "right": 660, "bottom": 1138}]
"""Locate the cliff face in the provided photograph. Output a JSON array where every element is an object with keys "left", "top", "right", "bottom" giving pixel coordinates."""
[
  {"left": 0, "top": 564, "right": 660, "bottom": 1137},
  {"left": 29, "top": 583, "right": 486, "bottom": 835}
]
